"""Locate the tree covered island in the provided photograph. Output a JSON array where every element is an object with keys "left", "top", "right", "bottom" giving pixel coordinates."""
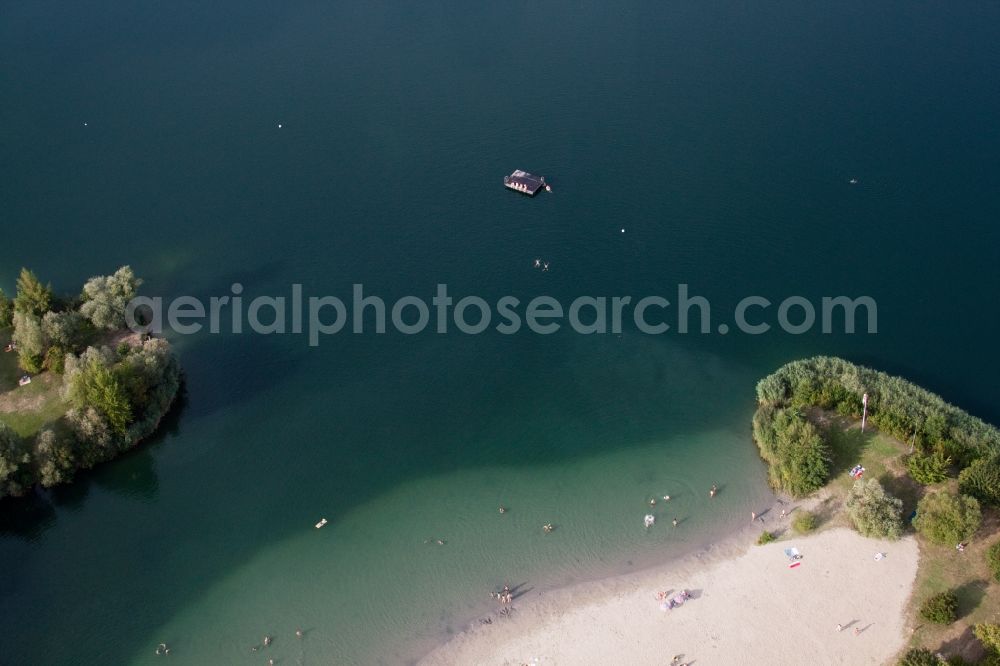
[
  {"left": 0, "top": 267, "right": 181, "bottom": 499},
  {"left": 752, "top": 357, "right": 1000, "bottom": 664}
]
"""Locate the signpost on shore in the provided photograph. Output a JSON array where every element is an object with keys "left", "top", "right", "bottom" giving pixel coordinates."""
[{"left": 861, "top": 392, "right": 869, "bottom": 432}]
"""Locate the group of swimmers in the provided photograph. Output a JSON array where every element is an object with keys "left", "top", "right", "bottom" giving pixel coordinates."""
[
  {"left": 644, "top": 485, "right": 718, "bottom": 528},
  {"left": 245, "top": 630, "right": 304, "bottom": 661},
  {"left": 491, "top": 584, "right": 514, "bottom": 605},
  {"left": 648, "top": 484, "right": 718, "bottom": 507}
]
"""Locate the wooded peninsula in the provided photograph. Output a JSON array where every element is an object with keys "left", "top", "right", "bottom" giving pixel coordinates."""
[{"left": 0, "top": 267, "right": 181, "bottom": 499}]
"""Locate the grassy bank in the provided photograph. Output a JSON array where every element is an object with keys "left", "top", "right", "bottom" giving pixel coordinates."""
[{"left": 1, "top": 329, "right": 69, "bottom": 437}]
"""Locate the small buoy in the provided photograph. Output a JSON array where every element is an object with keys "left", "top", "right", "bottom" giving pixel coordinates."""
[
  {"left": 278, "top": 123, "right": 283, "bottom": 129},
  {"left": 621, "top": 228, "right": 625, "bottom": 233},
  {"left": 83, "top": 122, "right": 88, "bottom": 127}
]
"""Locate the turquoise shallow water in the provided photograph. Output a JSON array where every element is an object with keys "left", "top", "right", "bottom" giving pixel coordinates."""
[{"left": 1, "top": 2, "right": 1000, "bottom": 664}]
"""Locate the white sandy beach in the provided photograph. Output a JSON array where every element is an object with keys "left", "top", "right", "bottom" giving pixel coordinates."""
[{"left": 421, "top": 527, "right": 919, "bottom": 666}]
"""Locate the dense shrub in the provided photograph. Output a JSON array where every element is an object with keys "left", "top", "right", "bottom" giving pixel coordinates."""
[
  {"left": 0, "top": 424, "right": 30, "bottom": 498},
  {"left": 897, "top": 647, "right": 942, "bottom": 666},
  {"left": 64, "top": 339, "right": 181, "bottom": 449},
  {"left": 907, "top": 451, "right": 951, "bottom": 484},
  {"left": 756, "top": 357, "right": 1000, "bottom": 466},
  {"left": 35, "top": 428, "right": 77, "bottom": 488},
  {"left": 756, "top": 530, "right": 775, "bottom": 545},
  {"left": 792, "top": 511, "right": 817, "bottom": 534},
  {"left": 80, "top": 266, "right": 141, "bottom": 330},
  {"left": 975, "top": 623, "right": 1000, "bottom": 654},
  {"left": 958, "top": 457, "right": 1000, "bottom": 507},
  {"left": 0, "top": 288, "right": 11, "bottom": 328},
  {"left": 943, "top": 657, "right": 975, "bottom": 666},
  {"left": 12, "top": 311, "right": 44, "bottom": 373},
  {"left": 913, "top": 491, "right": 981, "bottom": 546},
  {"left": 752, "top": 405, "right": 831, "bottom": 497},
  {"left": 980, "top": 654, "right": 1000, "bottom": 666},
  {"left": 845, "top": 478, "right": 903, "bottom": 540},
  {"left": 919, "top": 590, "right": 958, "bottom": 624},
  {"left": 987, "top": 540, "right": 1000, "bottom": 584}
]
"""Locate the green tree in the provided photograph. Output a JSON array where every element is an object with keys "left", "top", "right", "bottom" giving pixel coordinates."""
[
  {"left": 897, "top": 648, "right": 942, "bottom": 666},
  {"left": 958, "top": 457, "right": 1000, "bottom": 507},
  {"left": 80, "top": 266, "right": 141, "bottom": 330},
  {"left": 64, "top": 348, "right": 133, "bottom": 435},
  {"left": 0, "top": 423, "right": 30, "bottom": 499},
  {"left": 67, "top": 407, "right": 114, "bottom": 462},
  {"left": 35, "top": 428, "right": 77, "bottom": 487},
  {"left": 13, "top": 268, "right": 52, "bottom": 317},
  {"left": 975, "top": 623, "right": 1000, "bottom": 654},
  {"left": 845, "top": 478, "right": 903, "bottom": 539},
  {"left": 40, "top": 310, "right": 87, "bottom": 373},
  {"left": 986, "top": 540, "right": 1000, "bottom": 583},
  {"left": 0, "top": 288, "right": 12, "bottom": 328},
  {"left": 11, "top": 311, "right": 45, "bottom": 373},
  {"left": 919, "top": 590, "right": 958, "bottom": 624},
  {"left": 907, "top": 450, "right": 951, "bottom": 484},
  {"left": 752, "top": 406, "right": 832, "bottom": 497},
  {"left": 41, "top": 310, "right": 86, "bottom": 350},
  {"left": 913, "top": 491, "right": 981, "bottom": 546}
]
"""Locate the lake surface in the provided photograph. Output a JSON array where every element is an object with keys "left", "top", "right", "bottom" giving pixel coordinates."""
[{"left": 1, "top": 2, "right": 999, "bottom": 664}]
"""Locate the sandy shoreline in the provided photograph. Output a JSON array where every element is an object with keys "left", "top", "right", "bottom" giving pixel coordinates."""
[{"left": 420, "top": 524, "right": 919, "bottom": 666}]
